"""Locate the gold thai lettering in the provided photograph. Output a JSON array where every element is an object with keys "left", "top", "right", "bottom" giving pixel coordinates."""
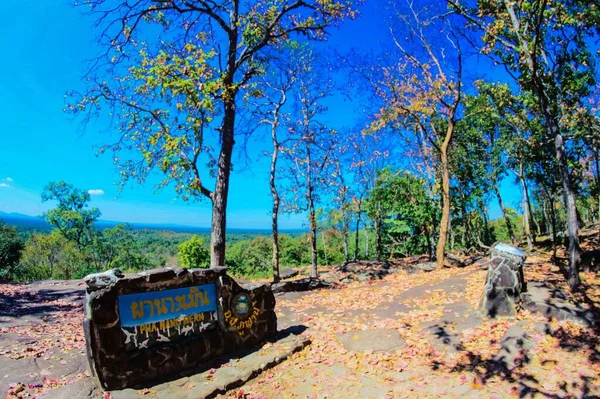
[
  {"left": 163, "top": 297, "right": 175, "bottom": 313},
  {"left": 175, "top": 295, "right": 188, "bottom": 311},
  {"left": 196, "top": 290, "right": 210, "bottom": 307},
  {"left": 142, "top": 300, "right": 154, "bottom": 317},
  {"left": 187, "top": 287, "right": 199, "bottom": 308},
  {"left": 153, "top": 299, "right": 168, "bottom": 315},
  {"left": 226, "top": 306, "right": 260, "bottom": 335},
  {"left": 131, "top": 302, "right": 144, "bottom": 320}
]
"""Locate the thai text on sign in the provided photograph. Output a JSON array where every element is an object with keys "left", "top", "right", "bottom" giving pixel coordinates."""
[{"left": 118, "top": 284, "right": 217, "bottom": 327}]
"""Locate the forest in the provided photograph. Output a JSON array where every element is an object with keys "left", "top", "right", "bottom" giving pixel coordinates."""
[{"left": 1, "top": 0, "right": 600, "bottom": 291}]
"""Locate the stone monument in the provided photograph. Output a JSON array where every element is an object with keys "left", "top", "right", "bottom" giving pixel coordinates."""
[
  {"left": 83, "top": 267, "right": 276, "bottom": 390},
  {"left": 480, "top": 243, "right": 527, "bottom": 318}
]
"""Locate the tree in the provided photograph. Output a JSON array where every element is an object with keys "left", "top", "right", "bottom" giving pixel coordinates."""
[
  {"left": 458, "top": 83, "right": 523, "bottom": 247},
  {"left": 346, "top": 131, "right": 395, "bottom": 261},
  {"left": 449, "top": 0, "right": 600, "bottom": 288},
  {"left": 226, "top": 236, "right": 272, "bottom": 277},
  {"left": 330, "top": 154, "right": 352, "bottom": 263},
  {"left": 365, "top": 168, "right": 437, "bottom": 259},
  {"left": 93, "top": 224, "right": 151, "bottom": 271},
  {"left": 0, "top": 220, "right": 23, "bottom": 279},
  {"left": 282, "top": 52, "right": 337, "bottom": 278},
  {"left": 71, "top": 0, "right": 355, "bottom": 268},
  {"left": 178, "top": 235, "right": 210, "bottom": 268},
  {"left": 19, "top": 232, "right": 88, "bottom": 280},
  {"left": 41, "top": 181, "right": 101, "bottom": 249},
  {"left": 254, "top": 44, "right": 307, "bottom": 282},
  {"left": 368, "top": 0, "right": 464, "bottom": 269}
]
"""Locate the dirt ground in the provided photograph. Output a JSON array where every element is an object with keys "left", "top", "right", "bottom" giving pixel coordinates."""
[{"left": 1, "top": 234, "right": 599, "bottom": 398}]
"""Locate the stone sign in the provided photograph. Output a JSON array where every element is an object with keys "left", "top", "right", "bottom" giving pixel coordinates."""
[
  {"left": 83, "top": 267, "right": 276, "bottom": 391},
  {"left": 480, "top": 243, "right": 527, "bottom": 318}
]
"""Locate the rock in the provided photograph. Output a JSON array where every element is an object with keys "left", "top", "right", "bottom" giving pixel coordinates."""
[
  {"left": 337, "top": 328, "right": 406, "bottom": 353},
  {"left": 279, "top": 269, "right": 299, "bottom": 280},
  {"left": 480, "top": 244, "right": 527, "bottom": 318},
  {"left": 83, "top": 269, "right": 123, "bottom": 293},
  {"left": 111, "top": 334, "right": 310, "bottom": 399},
  {"left": 521, "top": 282, "right": 597, "bottom": 327},
  {"left": 416, "top": 262, "right": 437, "bottom": 272},
  {"left": 272, "top": 278, "right": 329, "bottom": 294},
  {"left": 40, "top": 378, "right": 101, "bottom": 399},
  {"left": 493, "top": 324, "right": 533, "bottom": 370}
]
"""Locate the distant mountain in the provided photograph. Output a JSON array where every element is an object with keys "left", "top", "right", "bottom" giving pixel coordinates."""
[
  {"left": 0, "top": 211, "right": 50, "bottom": 231},
  {"left": 0, "top": 211, "right": 304, "bottom": 235}
]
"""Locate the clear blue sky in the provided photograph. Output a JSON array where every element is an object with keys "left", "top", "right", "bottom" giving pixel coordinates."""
[{"left": 0, "top": 0, "right": 521, "bottom": 229}]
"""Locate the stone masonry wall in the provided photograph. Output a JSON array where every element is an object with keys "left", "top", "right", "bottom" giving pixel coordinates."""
[
  {"left": 83, "top": 267, "right": 276, "bottom": 391},
  {"left": 480, "top": 244, "right": 527, "bottom": 318}
]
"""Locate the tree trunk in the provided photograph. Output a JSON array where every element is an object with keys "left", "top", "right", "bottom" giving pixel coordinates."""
[
  {"left": 541, "top": 199, "right": 551, "bottom": 237},
  {"left": 375, "top": 218, "right": 383, "bottom": 261},
  {"left": 210, "top": 102, "right": 235, "bottom": 267},
  {"left": 309, "top": 192, "right": 318, "bottom": 278},
  {"left": 210, "top": 12, "right": 238, "bottom": 268},
  {"left": 270, "top": 138, "right": 280, "bottom": 282},
  {"left": 365, "top": 228, "right": 369, "bottom": 259},
  {"left": 494, "top": 183, "right": 516, "bottom": 244},
  {"left": 478, "top": 197, "right": 491, "bottom": 246},
  {"left": 343, "top": 222, "right": 349, "bottom": 263},
  {"left": 594, "top": 147, "right": 600, "bottom": 223},
  {"left": 321, "top": 231, "right": 328, "bottom": 266},
  {"left": 424, "top": 227, "right": 434, "bottom": 260},
  {"left": 544, "top": 188, "right": 559, "bottom": 257},
  {"left": 554, "top": 129, "right": 581, "bottom": 289},
  {"left": 459, "top": 189, "right": 469, "bottom": 248},
  {"left": 518, "top": 165, "right": 534, "bottom": 251},
  {"left": 435, "top": 118, "right": 455, "bottom": 269},
  {"left": 354, "top": 211, "right": 361, "bottom": 261}
]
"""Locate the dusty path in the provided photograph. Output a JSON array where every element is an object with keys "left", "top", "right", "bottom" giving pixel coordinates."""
[
  {"left": 222, "top": 262, "right": 600, "bottom": 399},
  {"left": 0, "top": 280, "right": 89, "bottom": 398},
  {"left": 1, "top": 258, "right": 599, "bottom": 398}
]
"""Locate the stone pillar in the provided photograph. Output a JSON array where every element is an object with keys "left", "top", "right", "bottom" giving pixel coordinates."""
[{"left": 480, "top": 243, "right": 527, "bottom": 318}]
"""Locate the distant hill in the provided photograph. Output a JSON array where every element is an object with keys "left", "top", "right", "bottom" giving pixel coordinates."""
[
  {"left": 0, "top": 211, "right": 304, "bottom": 236},
  {"left": 0, "top": 211, "right": 50, "bottom": 232}
]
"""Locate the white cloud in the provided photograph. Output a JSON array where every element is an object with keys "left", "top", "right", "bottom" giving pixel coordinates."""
[
  {"left": 0, "top": 183, "right": 10, "bottom": 188},
  {"left": 87, "top": 189, "right": 105, "bottom": 196},
  {"left": 5, "top": 177, "right": 13, "bottom": 182}
]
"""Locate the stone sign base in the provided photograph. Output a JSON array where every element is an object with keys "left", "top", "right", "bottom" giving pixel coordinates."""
[
  {"left": 480, "top": 244, "right": 527, "bottom": 318},
  {"left": 83, "top": 267, "right": 276, "bottom": 391}
]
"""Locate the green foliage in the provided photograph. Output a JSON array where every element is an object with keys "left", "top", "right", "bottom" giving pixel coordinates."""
[
  {"left": 0, "top": 220, "right": 23, "bottom": 279},
  {"left": 178, "top": 235, "right": 210, "bottom": 269},
  {"left": 16, "top": 232, "right": 86, "bottom": 281},
  {"left": 488, "top": 209, "right": 524, "bottom": 243},
  {"left": 365, "top": 168, "right": 438, "bottom": 258},
  {"left": 91, "top": 225, "right": 153, "bottom": 272},
  {"left": 42, "top": 181, "right": 101, "bottom": 248},
  {"left": 226, "top": 236, "right": 272, "bottom": 278}
]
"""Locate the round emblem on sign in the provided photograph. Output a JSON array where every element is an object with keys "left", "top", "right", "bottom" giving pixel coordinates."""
[{"left": 231, "top": 293, "right": 251, "bottom": 319}]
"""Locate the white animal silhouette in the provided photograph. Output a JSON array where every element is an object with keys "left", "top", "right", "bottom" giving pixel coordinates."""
[
  {"left": 177, "top": 315, "right": 186, "bottom": 335},
  {"left": 181, "top": 324, "right": 194, "bottom": 336},
  {"left": 139, "top": 338, "right": 149, "bottom": 349},
  {"left": 156, "top": 330, "right": 170, "bottom": 342},
  {"left": 122, "top": 328, "right": 137, "bottom": 346}
]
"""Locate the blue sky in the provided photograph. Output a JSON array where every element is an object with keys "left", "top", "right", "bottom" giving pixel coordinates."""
[{"left": 0, "top": 0, "right": 521, "bottom": 229}]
